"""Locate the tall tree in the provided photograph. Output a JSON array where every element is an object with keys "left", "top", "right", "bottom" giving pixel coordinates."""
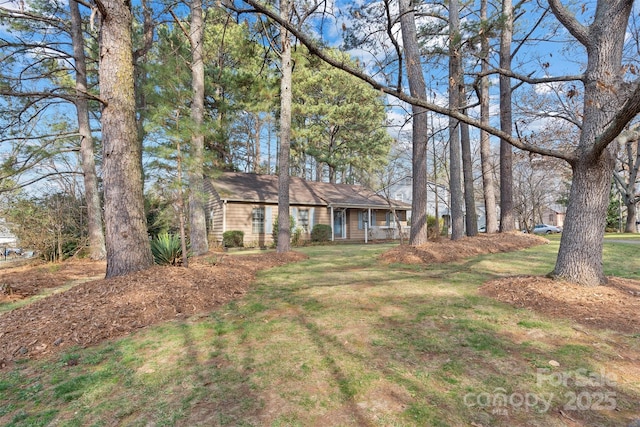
[
  {"left": 478, "top": 0, "right": 498, "bottom": 234},
  {"left": 277, "top": 0, "right": 292, "bottom": 253},
  {"left": 0, "top": 0, "right": 106, "bottom": 258},
  {"left": 460, "top": 110, "right": 478, "bottom": 236},
  {"left": 498, "top": 0, "right": 515, "bottom": 232},
  {"left": 398, "top": 0, "right": 430, "bottom": 246},
  {"left": 70, "top": 0, "right": 106, "bottom": 261},
  {"left": 547, "top": 0, "right": 640, "bottom": 285},
  {"left": 291, "top": 50, "right": 392, "bottom": 184},
  {"left": 188, "top": 0, "right": 209, "bottom": 255},
  {"left": 613, "top": 137, "right": 640, "bottom": 232},
  {"left": 97, "top": 0, "right": 154, "bottom": 277},
  {"left": 448, "top": 0, "right": 464, "bottom": 240}
]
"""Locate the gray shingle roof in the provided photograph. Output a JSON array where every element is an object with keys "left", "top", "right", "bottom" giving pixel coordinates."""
[{"left": 209, "top": 172, "right": 410, "bottom": 209}]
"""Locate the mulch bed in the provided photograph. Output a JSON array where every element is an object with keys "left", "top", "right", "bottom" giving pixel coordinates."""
[
  {"left": 480, "top": 275, "right": 640, "bottom": 334},
  {"left": 0, "top": 252, "right": 307, "bottom": 368},
  {"left": 379, "top": 231, "right": 549, "bottom": 264}
]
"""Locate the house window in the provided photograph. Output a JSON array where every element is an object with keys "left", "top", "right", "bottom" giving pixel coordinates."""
[
  {"left": 386, "top": 211, "right": 397, "bottom": 226},
  {"left": 358, "top": 211, "right": 370, "bottom": 229},
  {"left": 252, "top": 207, "right": 265, "bottom": 234},
  {"left": 298, "top": 209, "right": 309, "bottom": 232}
]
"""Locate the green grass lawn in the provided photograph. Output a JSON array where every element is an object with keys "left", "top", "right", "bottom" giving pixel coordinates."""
[{"left": 1, "top": 240, "right": 639, "bottom": 426}]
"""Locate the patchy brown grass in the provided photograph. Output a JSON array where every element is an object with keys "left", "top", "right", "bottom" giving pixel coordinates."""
[{"left": 0, "top": 251, "right": 306, "bottom": 367}]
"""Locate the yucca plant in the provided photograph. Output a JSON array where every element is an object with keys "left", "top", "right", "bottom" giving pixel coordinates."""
[{"left": 150, "top": 232, "right": 183, "bottom": 265}]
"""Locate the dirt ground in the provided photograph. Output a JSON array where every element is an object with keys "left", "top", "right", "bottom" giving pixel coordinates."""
[{"left": 1, "top": 233, "right": 639, "bottom": 368}]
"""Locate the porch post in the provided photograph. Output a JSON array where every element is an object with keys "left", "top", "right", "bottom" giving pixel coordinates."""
[
  {"left": 330, "top": 206, "right": 334, "bottom": 242},
  {"left": 222, "top": 200, "right": 227, "bottom": 233},
  {"left": 364, "top": 217, "right": 368, "bottom": 244}
]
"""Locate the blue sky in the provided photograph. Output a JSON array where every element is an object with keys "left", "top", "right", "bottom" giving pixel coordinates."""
[{"left": 2, "top": 0, "right": 639, "bottom": 192}]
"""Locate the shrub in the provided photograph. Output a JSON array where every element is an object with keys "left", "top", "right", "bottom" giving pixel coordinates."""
[
  {"left": 271, "top": 216, "right": 296, "bottom": 247},
  {"left": 151, "top": 233, "right": 182, "bottom": 265},
  {"left": 427, "top": 215, "right": 444, "bottom": 239},
  {"left": 223, "top": 230, "right": 244, "bottom": 248},
  {"left": 311, "top": 224, "right": 332, "bottom": 242},
  {"left": 291, "top": 227, "right": 303, "bottom": 247}
]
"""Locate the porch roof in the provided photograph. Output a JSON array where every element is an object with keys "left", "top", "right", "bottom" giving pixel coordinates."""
[{"left": 209, "top": 172, "right": 410, "bottom": 210}]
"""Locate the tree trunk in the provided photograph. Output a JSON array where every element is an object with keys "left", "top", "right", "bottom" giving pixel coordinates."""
[
  {"left": 549, "top": 0, "right": 634, "bottom": 285},
  {"left": 70, "top": 0, "right": 106, "bottom": 261},
  {"left": 448, "top": 0, "right": 464, "bottom": 240},
  {"left": 99, "top": 0, "right": 154, "bottom": 277},
  {"left": 461, "top": 108, "right": 477, "bottom": 236},
  {"left": 176, "top": 140, "right": 189, "bottom": 267},
  {"left": 254, "top": 117, "right": 262, "bottom": 172},
  {"left": 134, "top": 0, "right": 153, "bottom": 183},
  {"left": 277, "top": 0, "right": 292, "bottom": 253},
  {"left": 398, "top": 0, "right": 429, "bottom": 246},
  {"left": 553, "top": 154, "right": 613, "bottom": 286},
  {"left": 499, "top": 0, "right": 515, "bottom": 232},
  {"left": 614, "top": 139, "right": 640, "bottom": 233},
  {"left": 625, "top": 201, "right": 636, "bottom": 233},
  {"left": 479, "top": 0, "right": 498, "bottom": 234},
  {"left": 328, "top": 164, "right": 336, "bottom": 183},
  {"left": 188, "top": 0, "right": 209, "bottom": 256}
]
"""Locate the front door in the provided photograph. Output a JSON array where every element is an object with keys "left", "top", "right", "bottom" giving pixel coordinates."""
[{"left": 334, "top": 210, "right": 345, "bottom": 239}]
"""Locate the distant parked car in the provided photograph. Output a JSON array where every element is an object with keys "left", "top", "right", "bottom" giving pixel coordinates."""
[{"left": 531, "top": 224, "right": 562, "bottom": 234}]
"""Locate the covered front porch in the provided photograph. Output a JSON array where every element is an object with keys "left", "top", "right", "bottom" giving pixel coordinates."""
[{"left": 328, "top": 205, "right": 409, "bottom": 242}]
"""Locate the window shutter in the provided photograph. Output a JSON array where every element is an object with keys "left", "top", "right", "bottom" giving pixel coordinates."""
[
  {"left": 358, "top": 211, "right": 363, "bottom": 229},
  {"left": 265, "top": 207, "right": 273, "bottom": 233}
]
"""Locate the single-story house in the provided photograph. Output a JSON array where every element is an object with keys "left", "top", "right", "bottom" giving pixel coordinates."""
[{"left": 205, "top": 172, "right": 411, "bottom": 246}]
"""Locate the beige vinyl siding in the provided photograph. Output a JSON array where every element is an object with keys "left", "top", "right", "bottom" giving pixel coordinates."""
[
  {"left": 205, "top": 180, "right": 225, "bottom": 245},
  {"left": 314, "top": 206, "right": 331, "bottom": 228},
  {"left": 223, "top": 203, "right": 339, "bottom": 246},
  {"left": 250, "top": 204, "right": 331, "bottom": 244},
  {"left": 346, "top": 210, "right": 358, "bottom": 239},
  {"left": 223, "top": 204, "right": 268, "bottom": 247}
]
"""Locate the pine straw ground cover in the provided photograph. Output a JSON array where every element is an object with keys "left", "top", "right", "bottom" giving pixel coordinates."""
[{"left": 0, "top": 252, "right": 306, "bottom": 367}]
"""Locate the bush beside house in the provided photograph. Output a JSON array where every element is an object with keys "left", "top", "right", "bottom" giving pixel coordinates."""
[
  {"left": 311, "top": 224, "right": 332, "bottom": 242},
  {"left": 223, "top": 230, "right": 244, "bottom": 248}
]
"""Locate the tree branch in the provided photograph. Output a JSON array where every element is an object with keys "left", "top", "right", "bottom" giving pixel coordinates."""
[
  {"left": 0, "top": 171, "right": 81, "bottom": 194},
  {"left": 593, "top": 82, "right": 640, "bottom": 154},
  {"left": 383, "top": 0, "right": 403, "bottom": 91},
  {"left": 0, "top": 89, "right": 106, "bottom": 106},
  {"left": 242, "top": 0, "right": 574, "bottom": 162},
  {"left": 0, "top": 7, "right": 64, "bottom": 26},
  {"left": 547, "top": 0, "right": 589, "bottom": 46},
  {"left": 477, "top": 67, "right": 584, "bottom": 84}
]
